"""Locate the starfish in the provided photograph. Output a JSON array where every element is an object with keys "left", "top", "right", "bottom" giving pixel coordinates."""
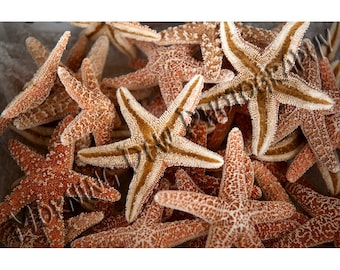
[
  {"left": 286, "top": 113, "right": 340, "bottom": 195},
  {"left": 71, "top": 179, "right": 209, "bottom": 248},
  {"left": 155, "top": 127, "right": 296, "bottom": 247},
  {"left": 0, "top": 116, "right": 121, "bottom": 247},
  {"left": 272, "top": 183, "right": 340, "bottom": 248},
  {"left": 77, "top": 75, "right": 224, "bottom": 223},
  {"left": 156, "top": 22, "right": 224, "bottom": 80},
  {"left": 13, "top": 35, "right": 111, "bottom": 131},
  {"left": 1, "top": 31, "right": 70, "bottom": 119},
  {"left": 198, "top": 22, "right": 334, "bottom": 156},
  {"left": 57, "top": 58, "right": 120, "bottom": 146},
  {"left": 72, "top": 22, "right": 161, "bottom": 58},
  {"left": 101, "top": 41, "right": 234, "bottom": 107},
  {"left": 273, "top": 39, "right": 340, "bottom": 174}
]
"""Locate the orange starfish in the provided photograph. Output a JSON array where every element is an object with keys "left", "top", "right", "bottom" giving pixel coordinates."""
[
  {"left": 273, "top": 183, "right": 340, "bottom": 248},
  {"left": 78, "top": 75, "right": 224, "bottom": 223},
  {"left": 102, "top": 41, "right": 234, "bottom": 106},
  {"left": 0, "top": 116, "right": 121, "bottom": 247},
  {"left": 71, "top": 179, "right": 209, "bottom": 248},
  {"left": 1, "top": 31, "right": 70, "bottom": 119},
  {"left": 58, "top": 58, "right": 120, "bottom": 146},
  {"left": 155, "top": 127, "right": 296, "bottom": 247}
]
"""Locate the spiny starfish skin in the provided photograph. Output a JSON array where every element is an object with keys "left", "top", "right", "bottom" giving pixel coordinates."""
[
  {"left": 71, "top": 179, "right": 210, "bottom": 248},
  {"left": 273, "top": 183, "right": 340, "bottom": 248},
  {"left": 78, "top": 75, "right": 224, "bottom": 223},
  {"left": 58, "top": 58, "right": 120, "bottom": 146},
  {"left": 102, "top": 41, "right": 234, "bottom": 107},
  {"left": 1, "top": 31, "right": 70, "bottom": 119},
  {"left": 198, "top": 22, "right": 334, "bottom": 156},
  {"left": 155, "top": 127, "right": 296, "bottom": 247},
  {"left": 0, "top": 116, "right": 121, "bottom": 247}
]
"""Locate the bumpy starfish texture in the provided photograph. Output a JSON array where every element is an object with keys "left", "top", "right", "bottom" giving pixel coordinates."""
[
  {"left": 58, "top": 58, "right": 120, "bottom": 146},
  {"left": 198, "top": 22, "right": 334, "bottom": 156},
  {"left": 0, "top": 116, "right": 121, "bottom": 247},
  {"left": 155, "top": 127, "right": 296, "bottom": 247},
  {"left": 273, "top": 183, "right": 340, "bottom": 248},
  {"left": 72, "top": 22, "right": 160, "bottom": 58},
  {"left": 156, "top": 22, "right": 224, "bottom": 80},
  {"left": 71, "top": 179, "right": 209, "bottom": 247},
  {"left": 78, "top": 75, "right": 224, "bottom": 223},
  {"left": 1, "top": 31, "right": 70, "bottom": 119},
  {"left": 102, "top": 41, "right": 234, "bottom": 107}
]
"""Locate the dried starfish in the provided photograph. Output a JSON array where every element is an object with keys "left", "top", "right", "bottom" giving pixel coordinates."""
[
  {"left": 198, "top": 22, "right": 334, "bottom": 156},
  {"left": 156, "top": 22, "right": 224, "bottom": 80},
  {"left": 72, "top": 22, "right": 160, "bottom": 58},
  {"left": 71, "top": 179, "right": 209, "bottom": 247},
  {"left": 273, "top": 183, "right": 340, "bottom": 248},
  {"left": 58, "top": 58, "right": 120, "bottom": 146},
  {"left": 273, "top": 39, "right": 340, "bottom": 173},
  {"left": 102, "top": 41, "right": 234, "bottom": 107},
  {"left": 155, "top": 127, "right": 296, "bottom": 247},
  {"left": 0, "top": 116, "right": 121, "bottom": 247},
  {"left": 78, "top": 75, "right": 224, "bottom": 223},
  {"left": 1, "top": 31, "right": 70, "bottom": 119},
  {"left": 13, "top": 35, "right": 111, "bottom": 131}
]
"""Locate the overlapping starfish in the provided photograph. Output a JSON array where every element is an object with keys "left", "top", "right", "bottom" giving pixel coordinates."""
[{"left": 1, "top": 21, "right": 340, "bottom": 248}]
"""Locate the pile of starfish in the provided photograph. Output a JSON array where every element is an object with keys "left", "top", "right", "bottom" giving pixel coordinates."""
[{"left": 0, "top": 21, "right": 339, "bottom": 248}]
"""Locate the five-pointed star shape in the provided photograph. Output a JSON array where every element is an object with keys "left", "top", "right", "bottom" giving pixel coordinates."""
[
  {"left": 72, "top": 22, "right": 161, "bottom": 59},
  {"left": 155, "top": 127, "right": 296, "bottom": 247},
  {"left": 1, "top": 31, "right": 70, "bottom": 119},
  {"left": 0, "top": 116, "right": 121, "bottom": 247},
  {"left": 71, "top": 179, "right": 209, "bottom": 247},
  {"left": 273, "top": 40, "right": 340, "bottom": 173},
  {"left": 58, "top": 58, "right": 120, "bottom": 146},
  {"left": 198, "top": 22, "right": 334, "bottom": 156},
  {"left": 273, "top": 183, "right": 340, "bottom": 248},
  {"left": 77, "top": 75, "right": 224, "bottom": 223},
  {"left": 101, "top": 41, "right": 234, "bottom": 107}
]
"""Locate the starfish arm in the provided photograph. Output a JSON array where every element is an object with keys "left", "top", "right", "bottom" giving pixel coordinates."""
[
  {"left": 158, "top": 75, "right": 189, "bottom": 107},
  {"left": 110, "top": 22, "right": 161, "bottom": 42},
  {"left": 248, "top": 92, "right": 279, "bottom": 156},
  {"left": 8, "top": 139, "right": 44, "bottom": 173},
  {"left": 92, "top": 112, "right": 116, "bottom": 146},
  {"left": 37, "top": 198, "right": 65, "bottom": 247},
  {"left": 85, "top": 36, "right": 109, "bottom": 81},
  {"left": 13, "top": 90, "right": 79, "bottom": 130},
  {"left": 1, "top": 31, "right": 70, "bottom": 118},
  {"left": 249, "top": 200, "right": 296, "bottom": 224},
  {"left": 273, "top": 107, "right": 302, "bottom": 143},
  {"left": 255, "top": 219, "right": 301, "bottom": 241},
  {"left": 80, "top": 58, "right": 102, "bottom": 93},
  {"left": 154, "top": 219, "right": 210, "bottom": 248},
  {"left": 154, "top": 190, "right": 228, "bottom": 223},
  {"left": 165, "top": 137, "right": 224, "bottom": 169},
  {"left": 273, "top": 74, "right": 334, "bottom": 110},
  {"left": 64, "top": 211, "right": 104, "bottom": 244},
  {"left": 301, "top": 113, "right": 340, "bottom": 173},
  {"left": 65, "top": 172, "right": 121, "bottom": 203},
  {"left": 0, "top": 117, "right": 11, "bottom": 135},
  {"left": 175, "top": 169, "right": 204, "bottom": 193},
  {"left": 0, "top": 182, "right": 37, "bottom": 225},
  {"left": 285, "top": 183, "right": 340, "bottom": 216},
  {"left": 65, "top": 34, "right": 89, "bottom": 73},
  {"left": 236, "top": 226, "right": 265, "bottom": 248},
  {"left": 25, "top": 36, "right": 50, "bottom": 67},
  {"left": 206, "top": 221, "right": 235, "bottom": 248},
  {"left": 272, "top": 215, "right": 339, "bottom": 247}
]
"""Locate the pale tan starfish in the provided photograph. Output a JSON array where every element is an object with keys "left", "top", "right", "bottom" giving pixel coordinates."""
[
  {"left": 101, "top": 41, "right": 234, "bottom": 107},
  {"left": 198, "top": 22, "right": 334, "bottom": 156},
  {"left": 57, "top": 58, "right": 120, "bottom": 146},
  {"left": 72, "top": 22, "right": 161, "bottom": 58},
  {"left": 78, "top": 75, "right": 224, "bottom": 223},
  {"left": 0, "top": 116, "right": 121, "bottom": 247},
  {"left": 71, "top": 179, "right": 209, "bottom": 248},
  {"left": 155, "top": 127, "right": 296, "bottom": 247},
  {"left": 1, "top": 31, "right": 70, "bottom": 119}
]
